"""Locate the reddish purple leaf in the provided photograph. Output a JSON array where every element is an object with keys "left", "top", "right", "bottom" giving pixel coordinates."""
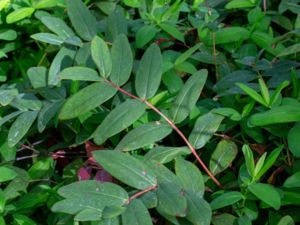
[
  {"left": 77, "top": 167, "right": 92, "bottom": 180},
  {"left": 94, "top": 169, "right": 113, "bottom": 182}
]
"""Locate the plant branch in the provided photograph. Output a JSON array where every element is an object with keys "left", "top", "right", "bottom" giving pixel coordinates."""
[
  {"left": 105, "top": 79, "right": 222, "bottom": 188},
  {"left": 127, "top": 185, "right": 157, "bottom": 203}
]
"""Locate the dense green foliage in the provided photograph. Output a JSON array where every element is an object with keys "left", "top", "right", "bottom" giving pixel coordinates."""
[{"left": 0, "top": 0, "right": 300, "bottom": 224}]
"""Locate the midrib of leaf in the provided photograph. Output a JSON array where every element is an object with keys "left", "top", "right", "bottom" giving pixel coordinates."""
[{"left": 211, "top": 148, "right": 228, "bottom": 174}]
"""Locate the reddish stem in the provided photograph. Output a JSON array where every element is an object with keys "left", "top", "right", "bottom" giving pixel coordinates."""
[
  {"left": 127, "top": 185, "right": 157, "bottom": 203},
  {"left": 105, "top": 79, "right": 222, "bottom": 188}
]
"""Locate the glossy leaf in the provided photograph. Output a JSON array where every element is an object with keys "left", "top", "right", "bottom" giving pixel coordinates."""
[
  {"left": 66, "top": 0, "right": 97, "bottom": 41},
  {"left": 91, "top": 36, "right": 112, "bottom": 78},
  {"left": 175, "top": 157, "right": 205, "bottom": 197},
  {"left": 242, "top": 144, "right": 255, "bottom": 178},
  {"left": 110, "top": 34, "right": 133, "bottom": 86},
  {"left": 27, "top": 67, "right": 47, "bottom": 89},
  {"left": 189, "top": 112, "right": 224, "bottom": 149},
  {"left": 93, "top": 99, "right": 145, "bottom": 145},
  {"left": 145, "top": 146, "right": 190, "bottom": 164},
  {"left": 135, "top": 43, "right": 162, "bottom": 99},
  {"left": 6, "top": 7, "right": 35, "bottom": 24},
  {"left": 31, "top": 33, "right": 64, "bottom": 45},
  {"left": 169, "top": 69, "right": 208, "bottom": 124},
  {"left": 210, "top": 192, "right": 244, "bottom": 210},
  {"left": 209, "top": 140, "right": 238, "bottom": 175},
  {"left": 288, "top": 122, "right": 300, "bottom": 157},
  {"left": 115, "top": 122, "right": 172, "bottom": 151},
  {"left": 59, "top": 67, "right": 102, "bottom": 81},
  {"left": 156, "top": 182, "right": 187, "bottom": 217},
  {"left": 59, "top": 82, "right": 116, "bottom": 120},
  {"left": 122, "top": 199, "right": 152, "bottom": 225},
  {"left": 0, "top": 166, "right": 17, "bottom": 182},
  {"left": 93, "top": 150, "right": 157, "bottom": 190},
  {"left": 8, "top": 111, "right": 39, "bottom": 147},
  {"left": 248, "top": 183, "right": 281, "bottom": 210},
  {"left": 0, "top": 89, "right": 18, "bottom": 106}
]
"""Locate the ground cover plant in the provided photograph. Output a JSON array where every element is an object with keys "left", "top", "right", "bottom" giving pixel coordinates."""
[{"left": 0, "top": 0, "right": 300, "bottom": 224}]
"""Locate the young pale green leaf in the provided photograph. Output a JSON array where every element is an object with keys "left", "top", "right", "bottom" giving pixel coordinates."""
[
  {"left": 66, "top": 0, "right": 97, "bottom": 41},
  {"left": 6, "top": 7, "right": 35, "bottom": 24},
  {"left": 156, "top": 182, "right": 187, "bottom": 217},
  {"left": 35, "top": 0, "right": 59, "bottom": 9},
  {"left": 136, "top": 25, "right": 158, "bottom": 48},
  {"left": 254, "top": 153, "right": 267, "bottom": 179},
  {"left": 175, "top": 157, "right": 205, "bottom": 197},
  {"left": 277, "top": 215, "right": 295, "bottom": 225},
  {"left": 270, "top": 81, "right": 290, "bottom": 106},
  {"left": 212, "top": 108, "right": 242, "bottom": 121},
  {"left": 122, "top": 199, "right": 152, "bottom": 225},
  {"left": 115, "top": 122, "right": 172, "bottom": 151},
  {"left": 91, "top": 36, "right": 112, "bottom": 78},
  {"left": 236, "top": 83, "right": 267, "bottom": 107},
  {"left": 215, "top": 27, "right": 250, "bottom": 44},
  {"left": 13, "top": 214, "right": 37, "bottom": 225},
  {"left": 0, "top": 29, "right": 17, "bottom": 41},
  {"left": 283, "top": 171, "right": 300, "bottom": 188},
  {"left": 160, "top": 23, "right": 185, "bottom": 42},
  {"left": 59, "top": 67, "right": 102, "bottom": 81},
  {"left": 210, "top": 191, "right": 244, "bottom": 210},
  {"left": 59, "top": 82, "right": 116, "bottom": 120},
  {"left": 38, "top": 100, "right": 64, "bottom": 132},
  {"left": 209, "top": 140, "right": 238, "bottom": 175},
  {"left": 74, "top": 209, "right": 102, "bottom": 221},
  {"left": 93, "top": 99, "right": 145, "bottom": 145},
  {"left": 248, "top": 105, "right": 300, "bottom": 127},
  {"left": 255, "top": 145, "right": 282, "bottom": 180},
  {"left": 185, "top": 191, "right": 212, "bottom": 225},
  {"left": 189, "top": 112, "right": 224, "bottom": 149},
  {"left": 0, "top": 166, "right": 17, "bottom": 182},
  {"left": 174, "top": 43, "right": 201, "bottom": 65},
  {"left": 169, "top": 69, "right": 208, "bottom": 124},
  {"left": 31, "top": 33, "right": 64, "bottom": 45},
  {"left": 8, "top": 111, "right": 39, "bottom": 147},
  {"left": 145, "top": 146, "right": 190, "bottom": 164},
  {"left": 258, "top": 78, "right": 270, "bottom": 106},
  {"left": 288, "top": 122, "right": 300, "bottom": 157},
  {"left": 93, "top": 150, "right": 157, "bottom": 190},
  {"left": 225, "top": 0, "right": 256, "bottom": 9},
  {"left": 248, "top": 183, "right": 281, "bottom": 210},
  {"left": 110, "top": 34, "right": 133, "bottom": 86},
  {"left": 135, "top": 43, "right": 162, "bottom": 99},
  {"left": 242, "top": 144, "right": 255, "bottom": 178}
]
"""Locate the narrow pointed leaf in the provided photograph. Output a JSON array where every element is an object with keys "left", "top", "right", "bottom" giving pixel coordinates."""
[
  {"left": 59, "top": 82, "right": 116, "bottom": 120},
  {"left": 110, "top": 34, "right": 133, "bottom": 86},
  {"left": 122, "top": 199, "right": 152, "bottom": 225},
  {"left": 242, "top": 144, "right": 255, "bottom": 177},
  {"left": 169, "top": 69, "right": 208, "bottom": 124},
  {"left": 31, "top": 33, "right": 64, "bottom": 45},
  {"left": 145, "top": 146, "right": 190, "bottom": 164},
  {"left": 66, "top": 0, "right": 97, "bottom": 41},
  {"left": 175, "top": 43, "right": 201, "bottom": 65},
  {"left": 210, "top": 192, "right": 244, "bottom": 210},
  {"left": 91, "top": 36, "right": 112, "bottom": 78},
  {"left": 59, "top": 67, "right": 102, "bottom": 81},
  {"left": 209, "top": 140, "right": 238, "bottom": 175},
  {"left": 8, "top": 111, "right": 38, "bottom": 147},
  {"left": 0, "top": 166, "right": 17, "bottom": 182},
  {"left": 115, "top": 122, "right": 172, "bottom": 151},
  {"left": 189, "top": 112, "right": 224, "bottom": 149},
  {"left": 236, "top": 82, "right": 267, "bottom": 107},
  {"left": 93, "top": 99, "right": 145, "bottom": 145},
  {"left": 93, "top": 150, "right": 157, "bottom": 190},
  {"left": 135, "top": 43, "right": 162, "bottom": 99}
]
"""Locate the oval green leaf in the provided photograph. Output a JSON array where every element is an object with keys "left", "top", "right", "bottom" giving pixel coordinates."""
[
  {"left": 122, "top": 199, "right": 152, "bottom": 225},
  {"left": 288, "top": 122, "right": 300, "bottom": 157},
  {"left": 210, "top": 191, "right": 244, "bottom": 210},
  {"left": 59, "top": 67, "right": 102, "bottom": 81},
  {"left": 145, "top": 146, "right": 190, "bottom": 164}
]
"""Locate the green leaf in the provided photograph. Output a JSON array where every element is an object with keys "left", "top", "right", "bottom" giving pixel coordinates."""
[
  {"left": 136, "top": 25, "right": 158, "bottom": 48},
  {"left": 253, "top": 153, "right": 267, "bottom": 178},
  {"left": 160, "top": 23, "right": 185, "bottom": 42},
  {"left": 35, "top": 0, "right": 59, "bottom": 9},
  {"left": 59, "top": 82, "right": 116, "bottom": 120},
  {"left": 135, "top": 43, "right": 162, "bottom": 99},
  {"left": 249, "top": 105, "right": 300, "bottom": 127},
  {"left": 236, "top": 82, "right": 267, "bottom": 107},
  {"left": 215, "top": 27, "right": 250, "bottom": 44},
  {"left": 169, "top": 69, "right": 208, "bottom": 124},
  {"left": 66, "top": 0, "right": 97, "bottom": 41},
  {"left": 156, "top": 182, "right": 187, "bottom": 217},
  {"left": 277, "top": 215, "right": 295, "bottom": 225},
  {"left": 91, "top": 36, "right": 112, "bottom": 78},
  {"left": 283, "top": 171, "right": 300, "bottom": 188},
  {"left": 210, "top": 191, "right": 244, "bottom": 210},
  {"left": 185, "top": 191, "right": 212, "bottom": 225},
  {"left": 277, "top": 43, "right": 300, "bottom": 57},
  {"left": 93, "top": 150, "right": 157, "bottom": 190},
  {"left": 27, "top": 67, "right": 47, "bottom": 89},
  {"left": 175, "top": 157, "right": 205, "bottom": 197},
  {"left": 6, "top": 7, "right": 35, "bottom": 24},
  {"left": 74, "top": 209, "right": 102, "bottom": 221},
  {"left": 0, "top": 89, "right": 18, "bottom": 106},
  {"left": 248, "top": 183, "right": 281, "bottom": 210},
  {"left": 212, "top": 108, "right": 242, "bottom": 121},
  {"left": 31, "top": 33, "right": 64, "bottom": 45},
  {"left": 174, "top": 43, "right": 201, "bottom": 65},
  {"left": 145, "top": 146, "right": 190, "bottom": 164},
  {"left": 115, "top": 122, "right": 172, "bottom": 151},
  {"left": 0, "top": 111, "right": 23, "bottom": 128},
  {"left": 251, "top": 32, "right": 285, "bottom": 56},
  {"left": 242, "top": 144, "right": 255, "bottom": 178},
  {"left": 288, "top": 122, "right": 300, "bottom": 157},
  {"left": 59, "top": 67, "right": 102, "bottom": 81},
  {"left": 52, "top": 180, "right": 128, "bottom": 214},
  {"left": 13, "top": 214, "right": 37, "bottom": 225},
  {"left": 210, "top": 140, "right": 238, "bottom": 175},
  {"left": 258, "top": 78, "right": 270, "bottom": 106},
  {"left": 122, "top": 199, "right": 153, "bottom": 225},
  {"left": 0, "top": 29, "right": 17, "bottom": 41},
  {"left": 0, "top": 166, "right": 17, "bottom": 182},
  {"left": 8, "top": 111, "right": 39, "bottom": 147},
  {"left": 189, "top": 112, "right": 224, "bottom": 149},
  {"left": 0, "top": 189, "right": 5, "bottom": 213},
  {"left": 225, "top": 0, "right": 256, "bottom": 9},
  {"left": 93, "top": 99, "right": 145, "bottom": 145},
  {"left": 110, "top": 34, "right": 133, "bottom": 86},
  {"left": 270, "top": 81, "right": 290, "bottom": 106},
  {"left": 106, "top": 10, "right": 127, "bottom": 41}
]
